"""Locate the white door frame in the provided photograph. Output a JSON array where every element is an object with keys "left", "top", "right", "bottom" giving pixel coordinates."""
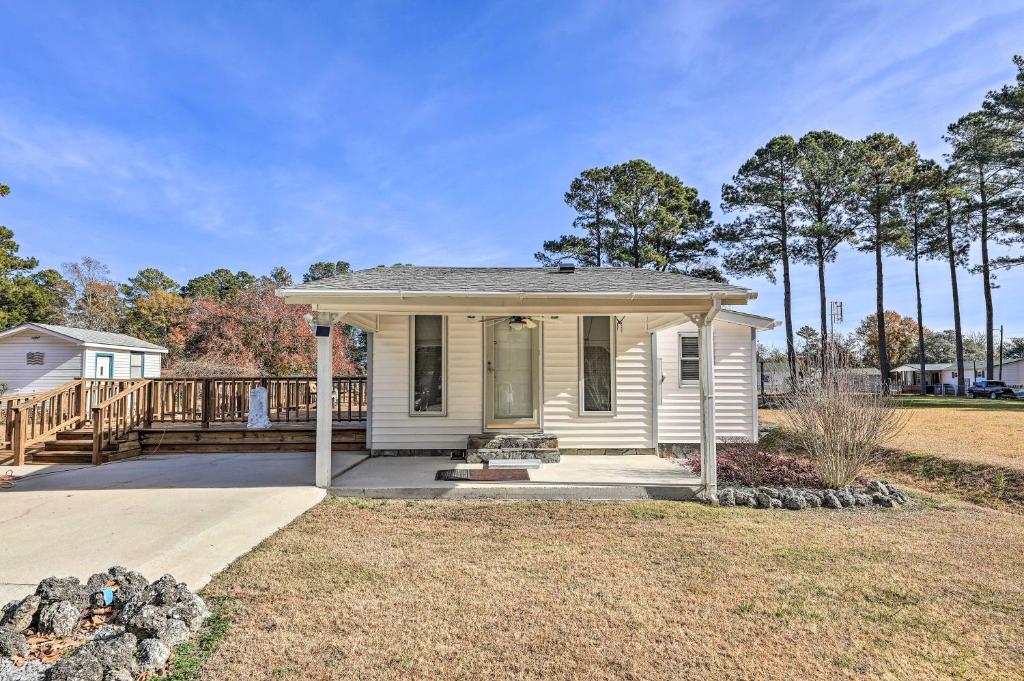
[{"left": 483, "top": 318, "right": 542, "bottom": 431}]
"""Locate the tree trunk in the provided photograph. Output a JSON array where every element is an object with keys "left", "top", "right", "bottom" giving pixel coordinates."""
[
  {"left": 815, "top": 237, "right": 827, "bottom": 377},
  {"left": 912, "top": 230, "right": 926, "bottom": 397},
  {"left": 945, "top": 203, "right": 966, "bottom": 397},
  {"left": 874, "top": 218, "right": 890, "bottom": 383},
  {"left": 979, "top": 169, "right": 994, "bottom": 379},
  {"left": 782, "top": 235, "right": 797, "bottom": 390}
]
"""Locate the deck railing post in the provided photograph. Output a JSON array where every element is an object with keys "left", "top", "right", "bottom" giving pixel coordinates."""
[
  {"left": 145, "top": 381, "right": 154, "bottom": 427},
  {"left": 91, "top": 406, "right": 103, "bottom": 465},
  {"left": 11, "top": 407, "right": 26, "bottom": 466},
  {"left": 201, "top": 379, "right": 211, "bottom": 429}
]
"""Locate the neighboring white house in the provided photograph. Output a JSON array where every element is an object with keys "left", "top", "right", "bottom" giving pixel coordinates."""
[
  {"left": 0, "top": 323, "right": 167, "bottom": 394},
  {"left": 891, "top": 362, "right": 989, "bottom": 394},
  {"left": 996, "top": 357, "right": 1024, "bottom": 387},
  {"left": 279, "top": 265, "right": 777, "bottom": 492}
]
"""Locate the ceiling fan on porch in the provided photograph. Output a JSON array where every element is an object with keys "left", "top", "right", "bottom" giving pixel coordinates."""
[{"left": 477, "top": 315, "right": 539, "bottom": 331}]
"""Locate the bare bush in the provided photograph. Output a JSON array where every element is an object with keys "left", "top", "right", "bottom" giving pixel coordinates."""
[{"left": 778, "top": 347, "right": 906, "bottom": 488}]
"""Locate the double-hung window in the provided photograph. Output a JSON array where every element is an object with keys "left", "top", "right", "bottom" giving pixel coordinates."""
[
  {"left": 580, "top": 315, "right": 614, "bottom": 413},
  {"left": 129, "top": 352, "right": 145, "bottom": 379},
  {"left": 679, "top": 333, "right": 699, "bottom": 386},
  {"left": 410, "top": 315, "right": 446, "bottom": 415}
]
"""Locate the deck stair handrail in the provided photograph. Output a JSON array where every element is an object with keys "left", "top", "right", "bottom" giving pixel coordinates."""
[
  {"left": 1, "top": 391, "right": 42, "bottom": 450},
  {"left": 92, "top": 380, "right": 152, "bottom": 465},
  {"left": 8, "top": 379, "right": 132, "bottom": 465}
]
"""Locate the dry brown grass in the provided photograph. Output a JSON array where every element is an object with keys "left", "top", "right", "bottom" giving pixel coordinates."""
[
  {"left": 762, "top": 399, "right": 1024, "bottom": 471},
  {"left": 199, "top": 498, "right": 1024, "bottom": 681}
]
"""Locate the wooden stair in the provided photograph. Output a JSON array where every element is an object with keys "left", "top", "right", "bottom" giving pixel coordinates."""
[
  {"left": 136, "top": 425, "right": 366, "bottom": 454},
  {"left": 28, "top": 428, "right": 121, "bottom": 464}
]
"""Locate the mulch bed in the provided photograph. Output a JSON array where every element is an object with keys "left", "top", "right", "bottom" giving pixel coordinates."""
[{"left": 435, "top": 469, "right": 530, "bottom": 482}]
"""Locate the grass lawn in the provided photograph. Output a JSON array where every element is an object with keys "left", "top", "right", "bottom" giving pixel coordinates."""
[
  {"left": 762, "top": 396, "right": 1024, "bottom": 472},
  {"left": 195, "top": 497, "right": 1024, "bottom": 680}
]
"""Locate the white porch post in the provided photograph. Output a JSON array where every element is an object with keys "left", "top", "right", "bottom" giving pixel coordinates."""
[
  {"left": 315, "top": 314, "right": 336, "bottom": 489},
  {"left": 698, "top": 305, "right": 719, "bottom": 500}
]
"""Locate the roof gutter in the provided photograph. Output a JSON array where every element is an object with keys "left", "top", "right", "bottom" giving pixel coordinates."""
[{"left": 277, "top": 288, "right": 754, "bottom": 300}]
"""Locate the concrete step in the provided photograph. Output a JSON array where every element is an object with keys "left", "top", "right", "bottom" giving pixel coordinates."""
[
  {"left": 466, "top": 433, "right": 558, "bottom": 450},
  {"left": 466, "top": 447, "right": 560, "bottom": 464},
  {"left": 487, "top": 458, "right": 545, "bottom": 470}
]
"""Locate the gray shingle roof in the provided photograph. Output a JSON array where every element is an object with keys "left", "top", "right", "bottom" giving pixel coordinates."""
[
  {"left": 33, "top": 324, "right": 167, "bottom": 351},
  {"left": 285, "top": 266, "right": 751, "bottom": 296}
]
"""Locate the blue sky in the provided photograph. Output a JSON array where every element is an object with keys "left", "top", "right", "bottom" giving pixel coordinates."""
[{"left": 1, "top": 0, "right": 1022, "bottom": 347}]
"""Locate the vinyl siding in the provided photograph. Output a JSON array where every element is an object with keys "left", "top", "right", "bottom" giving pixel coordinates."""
[
  {"left": 541, "top": 315, "right": 652, "bottom": 449},
  {"left": 369, "top": 315, "right": 484, "bottom": 449},
  {"left": 656, "top": 319, "right": 756, "bottom": 443},
  {"left": 143, "top": 353, "right": 162, "bottom": 378},
  {"left": 0, "top": 329, "right": 82, "bottom": 393},
  {"left": 368, "top": 313, "right": 757, "bottom": 451}
]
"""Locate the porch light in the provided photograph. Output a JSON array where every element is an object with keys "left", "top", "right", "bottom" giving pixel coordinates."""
[{"left": 508, "top": 316, "right": 527, "bottom": 331}]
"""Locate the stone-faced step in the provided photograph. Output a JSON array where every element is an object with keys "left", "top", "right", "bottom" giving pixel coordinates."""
[
  {"left": 465, "top": 447, "right": 560, "bottom": 464},
  {"left": 466, "top": 433, "right": 558, "bottom": 450}
]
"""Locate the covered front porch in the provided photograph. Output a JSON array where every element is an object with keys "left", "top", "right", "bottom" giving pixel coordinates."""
[{"left": 328, "top": 454, "right": 701, "bottom": 500}]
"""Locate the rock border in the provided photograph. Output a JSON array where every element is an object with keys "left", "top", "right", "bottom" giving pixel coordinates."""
[
  {"left": 714, "top": 480, "right": 912, "bottom": 510},
  {"left": 1, "top": 568, "right": 210, "bottom": 681}
]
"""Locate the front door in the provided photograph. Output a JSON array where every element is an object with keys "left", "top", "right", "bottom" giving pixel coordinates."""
[
  {"left": 485, "top": 319, "right": 541, "bottom": 429},
  {"left": 95, "top": 353, "right": 114, "bottom": 379}
]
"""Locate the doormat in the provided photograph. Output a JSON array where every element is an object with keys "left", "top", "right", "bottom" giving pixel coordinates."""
[{"left": 435, "top": 469, "right": 530, "bottom": 482}]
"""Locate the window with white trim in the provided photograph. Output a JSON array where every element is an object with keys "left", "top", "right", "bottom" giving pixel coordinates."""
[
  {"left": 410, "top": 315, "right": 446, "bottom": 415},
  {"left": 580, "top": 315, "right": 614, "bottom": 413},
  {"left": 130, "top": 352, "right": 145, "bottom": 379},
  {"left": 679, "top": 333, "right": 699, "bottom": 386}
]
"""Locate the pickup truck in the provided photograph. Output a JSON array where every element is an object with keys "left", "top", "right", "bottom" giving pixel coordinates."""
[{"left": 966, "top": 379, "right": 1019, "bottom": 399}]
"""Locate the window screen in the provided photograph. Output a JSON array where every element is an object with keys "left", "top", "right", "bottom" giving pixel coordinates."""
[
  {"left": 130, "top": 352, "right": 145, "bottom": 378},
  {"left": 582, "top": 316, "right": 613, "bottom": 412},
  {"left": 412, "top": 315, "right": 444, "bottom": 413},
  {"left": 680, "top": 334, "right": 699, "bottom": 384}
]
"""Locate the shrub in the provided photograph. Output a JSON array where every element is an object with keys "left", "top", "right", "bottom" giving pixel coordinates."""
[{"left": 778, "top": 349, "right": 906, "bottom": 487}]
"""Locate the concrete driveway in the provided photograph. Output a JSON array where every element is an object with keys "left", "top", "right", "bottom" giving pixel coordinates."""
[{"left": 0, "top": 452, "right": 366, "bottom": 603}]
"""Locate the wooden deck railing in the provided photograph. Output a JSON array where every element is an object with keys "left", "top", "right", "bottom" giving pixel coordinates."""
[
  {"left": 8, "top": 379, "right": 132, "bottom": 465},
  {"left": 149, "top": 376, "right": 366, "bottom": 426},
  {"left": 7, "top": 375, "right": 367, "bottom": 465},
  {"left": 1, "top": 391, "right": 41, "bottom": 450},
  {"left": 92, "top": 380, "right": 152, "bottom": 465}
]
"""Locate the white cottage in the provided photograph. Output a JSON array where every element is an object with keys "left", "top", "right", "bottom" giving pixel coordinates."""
[
  {"left": 0, "top": 323, "right": 167, "bottom": 395},
  {"left": 279, "top": 266, "right": 777, "bottom": 495}
]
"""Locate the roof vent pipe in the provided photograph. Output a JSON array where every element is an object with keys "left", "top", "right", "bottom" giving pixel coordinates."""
[{"left": 557, "top": 264, "right": 575, "bottom": 274}]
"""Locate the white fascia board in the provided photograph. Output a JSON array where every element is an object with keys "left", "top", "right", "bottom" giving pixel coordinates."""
[
  {"left": 81, "top": 342, "right": 169, "bottom": 354},
  {"left": 717, "top": 309, "right": 780, "bottom": 330},
  {"left": 278, "top": 288, "right": 753, "bottom": 300},
  {"left": 0, "top": 323, "right": 82, "bottom": 345}
]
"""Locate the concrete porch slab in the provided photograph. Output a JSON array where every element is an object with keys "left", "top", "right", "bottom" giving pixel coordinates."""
[{"left": 329, "top": 455, "right": 702, "bottom": 501}]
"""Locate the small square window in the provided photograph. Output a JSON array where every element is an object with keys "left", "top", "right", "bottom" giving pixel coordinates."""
[{"left": 27, "top": 352, "right": 44, "bottom": 366}]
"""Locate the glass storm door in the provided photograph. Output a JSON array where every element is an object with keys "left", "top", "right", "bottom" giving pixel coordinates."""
[{"left": 486, "top": 321, "right": 540, "bottom": 429}]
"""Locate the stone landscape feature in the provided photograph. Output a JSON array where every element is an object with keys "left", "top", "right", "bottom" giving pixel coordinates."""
[{"left": 0, "top": 568, "right": 210, "bottom": 681}]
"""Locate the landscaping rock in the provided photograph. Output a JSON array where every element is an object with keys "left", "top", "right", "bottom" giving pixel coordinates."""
[
  {"left": 853, "top": 493, "right": 872, "bottom": 507},
  {"left": 48, "top": 651, "right": 102, "bottom": 681},
  {"left": 1, "top": 595, "right": 40, "bottom": 633},
  {"left": 822, "top": 491, "right": 842, "bottom": 509},
  {"left": 142, "top": 575, "right": 179, "bottom": 607},
  {"left": 79, "top": 633, "right": 137, "bottom": 675},
  {"left": 137, "top": 639, "right": 170, "bottom": 673},
  {"left": 167, "top": 593, "right": 209, "bottom": 632},
  {"left": 782, "top": 492, "right": 807, "bottom": 511},
  {"left": 758, "top": 486, "right": 781, "bottom": 499},
  {"left": 85, "top": 573, "right": 112, "bottom": 592},
  {"left": 162, "top": 618, "right": 191, "bottom": 647},
  {"left": 126, "top": 605, "right": 168, "bottom": 641},
  {"left": 768, "top": 497, "right": 782, "bottom": 509},
  {"left": 836, "top": 488, "right": 855, "bottom": 508},
  {"left": 719, "top": 488, "right": 736, "bottom": 507},
  {"left": 733, "top": 487, "right": 755, "bottom": 507},
  {"left": 107, "top": 568, "right": 148, "bottom": 602},
  {"left": 874, "top": 494, "right": 897, "bottom": 508},
  {"left": 866, "top": 480, "right": 890, "bottom": 496},
  {"left": 0, "top": 627, "right": 28, "bottom": 658},
  {"left": 38, "top": 602, "right": 81, "bottom": 638},
  {"left": 803, "top": 492, "right": 822, "bottom": 508},
  {"left": 103, "top": 670, "right": 133, "bottom": 681},
  {"left": 35, "top": 578, "right": 87, "bottom": 610},
  {"left": 754, "top": 492, "right": 773, "bottom": 509},
  {"left": 0, "top": 657, "right": 48, "bottom": 681}
]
